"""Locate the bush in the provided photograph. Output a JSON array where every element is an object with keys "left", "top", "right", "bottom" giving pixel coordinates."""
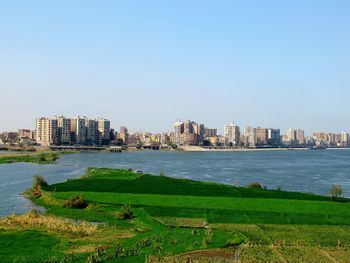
[
  {"left": 330, "top": 184, "right": 343, "bottom": 201},
  {"left": 64, "top": 196, "right": 88, "bottom": 209},
  {"left": 116, "top": 204, "right": 134, "bottom": 220},
  {"left": 224, "top": 233, "right": 246, "bottom": 247},
  {"left": 202, "top": 226, "right": 213, "bottom": 247},
  {"left": 38, "top": 152, "right": 58, "bottom": 163},
  {"left": 32, "top": 175, "right": 48, "bottom": 191},
  {"left": 247, "top": 182, "right": 263, "bottom": 189}
]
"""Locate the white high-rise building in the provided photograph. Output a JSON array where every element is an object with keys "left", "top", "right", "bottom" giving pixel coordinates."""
[
  {"left": 174, "top": 121, "right": 184, "bottom": 145},
  {"left": 71, "top": 116, "right": 86, "bottom": 145},
  {"left": 341, "top": 131, "right": 349, "bottom": 146},
  {"left": 224, "top": 123, "right": 240, "bottom": 146},
  {"left": 35, "top": 117, "right": 58, "bottom": 146},
  {"left": 243, "top": 126, "right": 256, "bottom": 147},
  {"left": 98, "top": 118, "right": 111, "bottom": 143}
]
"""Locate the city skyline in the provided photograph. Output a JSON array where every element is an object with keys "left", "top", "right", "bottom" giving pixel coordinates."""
[
  {"left": 1, "top": 1, "right": 350, "bottom": 133},
  {"left": 2, "top": 115, "right": 348, "bottom": 149},
  {"left": 1, "top": 115, "right": 350, "bottom": 137}
]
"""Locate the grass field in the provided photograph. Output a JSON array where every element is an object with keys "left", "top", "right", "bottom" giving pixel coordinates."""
[{"left": 1, "top": 168, "right": 350, "bottom": 262}]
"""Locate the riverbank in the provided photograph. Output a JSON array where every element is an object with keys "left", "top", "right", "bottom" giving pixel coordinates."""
[{"left": 1, "top": 168, "right": 350, "bottom": 262}]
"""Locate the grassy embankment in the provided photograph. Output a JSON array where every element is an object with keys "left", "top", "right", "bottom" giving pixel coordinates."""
[
  {"left": 1, "top": 168, "right": 350, "bottom": 262},
  {"left": 0, "top": 151, "right": 61, "bottom": 164}
]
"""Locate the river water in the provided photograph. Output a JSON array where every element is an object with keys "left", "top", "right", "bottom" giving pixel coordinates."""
[{"left": 1, "top": 149, "right": 350, "bottom": 217}]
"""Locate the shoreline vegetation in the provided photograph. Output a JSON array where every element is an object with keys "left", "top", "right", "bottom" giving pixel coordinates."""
[
  {"left": 1, "top": 168, "right": 350, "bottom": 262},
  {"left": 0, "top": 151, "right": 62, "bottom": 164}
]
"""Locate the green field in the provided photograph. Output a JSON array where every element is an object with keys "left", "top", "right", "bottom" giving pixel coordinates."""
[{"left": 1, "top": 168, "right": 350, "bottom": 262}]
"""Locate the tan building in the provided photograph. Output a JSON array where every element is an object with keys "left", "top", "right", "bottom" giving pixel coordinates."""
[
  {"left": 18, "top": 129, "right": 34, "bottom": 139},
  {"left": 255, "top": 128, "right": 268, "bottom": 146},
  {"left": 174, "top": 120, "right": 204, "bottom": 146},
  {"left": 204, "top": 128, "right": 217, "bottom": 138},
  {"left": 340, "top": 132, "right": 349, "bottom": 146},
  {"left": 119, "top": 126, "right": 129, "bottom": 144},
  {"left": 35, "top": 117, "right": 58, "bottom": 146}
]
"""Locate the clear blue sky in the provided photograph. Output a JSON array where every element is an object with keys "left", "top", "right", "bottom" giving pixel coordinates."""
[{"left": 1, "top": 0, "right": 349, "bottom": 134}]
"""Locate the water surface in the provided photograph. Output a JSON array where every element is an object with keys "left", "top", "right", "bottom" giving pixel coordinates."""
[{"left": 1, "top": 150, "right": 350, "bottom": 216}]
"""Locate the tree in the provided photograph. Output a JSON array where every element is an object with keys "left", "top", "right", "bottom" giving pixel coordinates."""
[
  {"left": 330, "top": 184, "right": 342, "bottom": 201},
  {"left": 32, "top": 175, "right": 48, "bottom": 191}
]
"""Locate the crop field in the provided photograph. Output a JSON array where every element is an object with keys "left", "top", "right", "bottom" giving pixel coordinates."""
[{"left": 1, "top": 168, "right": 350, "bottom": 262}]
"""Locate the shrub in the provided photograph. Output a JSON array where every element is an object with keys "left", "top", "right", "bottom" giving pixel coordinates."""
[
  {"left": 116, "top": 204, "right": 134, "bottom": 220},
  {"left": 32, "top": 175, "right": 48, "bottom": 191},
  {"left": 330, "top": 184, "right": 343, "bottom": 201},
  {"left": 202, "top": 226, "right": 213, "bottom": 247},
  {"left": 224, "top": 233, "right": 246, "bottom": 247},
  {"left": 64, "top": 196, "right": 88, "bottom": 209},
  {"left": 39, "top": 152, "right": 58, "bottom": 163},
  {"left": 247, "top": 182, "right": 263, "bottom": 189}
]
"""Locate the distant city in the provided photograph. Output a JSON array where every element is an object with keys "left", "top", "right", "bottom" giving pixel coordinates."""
[{"left": 0, "top": 116, "right": 349, "bottom": 150}]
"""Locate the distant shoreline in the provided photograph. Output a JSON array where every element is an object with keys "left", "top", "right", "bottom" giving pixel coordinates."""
[
  {"left": 177, "top": 146, "right": 306, "bottom": 152},
  {"left": 177, "top": 146, "right": 350, "bottom": 152}
]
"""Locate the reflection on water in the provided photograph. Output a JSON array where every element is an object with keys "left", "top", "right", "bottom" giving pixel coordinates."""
[{"left": 0, "top": 150, "right": 350, "bottom": 216}]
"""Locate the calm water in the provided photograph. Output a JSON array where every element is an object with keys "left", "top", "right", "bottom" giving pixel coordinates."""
[{"left": 1, "top": 149, "right": 350, "bottom": 217}]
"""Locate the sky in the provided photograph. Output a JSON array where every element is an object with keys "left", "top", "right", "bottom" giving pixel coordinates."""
[{"left": 0, "top": 0, "right": 349, "bottom": 135}]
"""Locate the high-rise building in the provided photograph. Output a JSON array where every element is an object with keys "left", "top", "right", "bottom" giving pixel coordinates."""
[
  {"left": 327, "top": 133, "right": 336, "bottom": 145},
  {"left": 84, "top": 117, "right": 98, "bottom": 145},
  {"left": 268, "top": 129, "right": 281, "bottom": 146},
  {"left": 255, "top": 128, "right": 268, "bottom": 146},
  {"left": 56, "top": 115, "right": 71, "bottom": 145},
  {"left": 296, "top": 129, "right": 305, "bottom": 145},
  {"left": 119, "top": 126, "right": 129, "bottom": 144},
  {"left": 193, "top": 123, "right": 205, "bottom": 145},
  {"left": 224, "top": 123, "right": 240, "bottom": 146},
  {"left": 173, "top": 120, "right": 204, "bottom": 146},
  {"left": 340, "top": 131, "right": 349, "bottom": 146},
  {"left": 35, "top": 117, "right": 58, "bottom": 146},
  {"left": 287, "top": 128, "right": 296, "bottom": 142},
  {"left": 98, "top": 118, "right": 111, "bottom": 145},
  {"left": 204, "top": 128, "right": 217, "bottom": 138},
  {"left": 242, "top": 126, "right": 256, "bottom": 147},
  {"left": 71, "top": 116, "right": 86, "bottom": 145},
  {"left": 35, "top": 116, "right": 111, "bottom": 146},
  {"left": 174, "top": 121, "right": 184, "bottom": 146}
]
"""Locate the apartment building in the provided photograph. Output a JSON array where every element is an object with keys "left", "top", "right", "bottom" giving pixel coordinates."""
[
  {"left": 174, "top": 120, "right": 204, "bottom": 146},
  {"left": 56, "top": 115, "right": 71, "bottom": 145},
  {"left": 255, "top": 128, "right": 268, "bottom": 146},
  {"left": 35, "top": 117, "right": 58, "bottom": 146},
  {"left": 224, "top": 123, "right": 240, "bottom": 146},
  {"left": 98, "top": 118, "right": 111, "bottom": 145},
  {"left": 71, "top": 116, "right": 86, "bottom": 145}
]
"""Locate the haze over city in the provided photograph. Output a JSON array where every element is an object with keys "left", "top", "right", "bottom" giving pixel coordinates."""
[{"left": 1, "top": 1, "right": 350, "bottom": 134}]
